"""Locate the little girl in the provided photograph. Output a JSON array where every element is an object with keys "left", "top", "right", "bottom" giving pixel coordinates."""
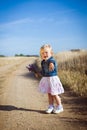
[{"left": 39, "top": 44, "right": 64, "bottom": 114}]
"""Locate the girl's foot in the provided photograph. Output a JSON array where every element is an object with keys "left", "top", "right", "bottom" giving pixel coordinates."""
[
  {"left": 53, "top": 105, "right": 63, "bottom": 114},
  {"left": 46, "top": 105, "right": 54, "bottom": 114}
]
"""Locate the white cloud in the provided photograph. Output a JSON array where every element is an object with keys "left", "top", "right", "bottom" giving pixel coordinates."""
[
  {"left": 0, "top": 9, "right": 75, "bottom": 30},
  {"left": 0, "top": 18, "right": 33, "bottom": 28}
]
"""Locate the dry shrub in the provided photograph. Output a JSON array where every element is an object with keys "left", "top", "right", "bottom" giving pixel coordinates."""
[
  {"left": 58, "top": 54, "right": 87, "bottom": 73},
  {"left": 57, "top": 50, "right": 87, "bottom": 97},
  {"left": 59, "top": 71, "right": 87, "bottom": 97}
]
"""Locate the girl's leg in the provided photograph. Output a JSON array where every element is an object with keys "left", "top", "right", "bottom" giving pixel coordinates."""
[
  {"left": 46, "top": 93, "right": 54, "bottom": 113},
  {"left": 53, "top": 95, "right": 61, "bottom": 106},
  {"left": 48, "top": 93, "right": 54, "bottom": 106},
  {"left": 53, "top": 95, "right": 63, "bottom": 113}
]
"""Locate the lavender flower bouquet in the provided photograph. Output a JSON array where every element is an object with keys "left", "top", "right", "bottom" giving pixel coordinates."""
[{"left": 26, "top": 64, "right": 42, "bottom": 78}]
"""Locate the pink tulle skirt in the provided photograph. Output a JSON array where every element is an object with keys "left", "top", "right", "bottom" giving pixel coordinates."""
[{"left": 39, "top": 76, "right": 64, "bottom": 95}]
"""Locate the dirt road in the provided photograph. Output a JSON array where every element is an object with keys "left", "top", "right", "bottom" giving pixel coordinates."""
[{"left": 0, "top": 57, "right": 87, "bottom": 130}]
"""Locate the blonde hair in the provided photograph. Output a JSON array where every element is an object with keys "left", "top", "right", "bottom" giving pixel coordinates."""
[{"left": 40, "top": 44, "right": 53, "bottom": 56}]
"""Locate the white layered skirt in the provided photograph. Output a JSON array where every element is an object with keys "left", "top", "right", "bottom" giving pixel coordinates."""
[{"left": 39, "top": 76, "right": 64, "bottom": 95}]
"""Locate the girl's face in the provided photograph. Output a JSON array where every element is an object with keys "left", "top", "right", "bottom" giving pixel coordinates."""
[{"left": 40, "top": 47, "right": 52, "bottom": 60}]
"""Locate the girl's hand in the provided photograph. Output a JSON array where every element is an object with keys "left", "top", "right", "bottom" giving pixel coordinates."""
[
  {"left": 35, "top": 72, "right": 42, "bottom": 78},
  {"left": 49, "top": 63, "right": 54, "bottom": 71}
]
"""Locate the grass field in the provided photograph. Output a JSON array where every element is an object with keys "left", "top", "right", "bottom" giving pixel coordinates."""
[{"left": 0, "top": 50, "right": 87, "bottom": 97}]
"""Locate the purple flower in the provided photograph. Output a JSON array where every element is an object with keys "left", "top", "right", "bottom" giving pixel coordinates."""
[{"left": 26, "top": 64, "right": 37, "bottom": 73}]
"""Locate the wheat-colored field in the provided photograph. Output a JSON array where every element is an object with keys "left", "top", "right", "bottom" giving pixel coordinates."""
[{"left": 0, "top": 50, "right": 87, "bottom": 97}]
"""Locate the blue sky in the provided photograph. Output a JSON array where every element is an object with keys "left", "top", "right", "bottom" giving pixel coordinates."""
[{"left": 0, "top": 0, "right": 87, "bottom": 56}]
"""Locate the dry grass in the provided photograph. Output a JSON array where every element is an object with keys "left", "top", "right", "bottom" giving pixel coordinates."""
[
  {"left": 55, "top": 50, "right": 87, "bottom": 97},
  {"left": 56, "top": 50, "right": 87, "bottom": 73},
  {"left": 35, "top": 50, "right": 87, "bottom": 97},
  {"left": 58, "top": 71, "right": 87, "bottom": 96}
]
